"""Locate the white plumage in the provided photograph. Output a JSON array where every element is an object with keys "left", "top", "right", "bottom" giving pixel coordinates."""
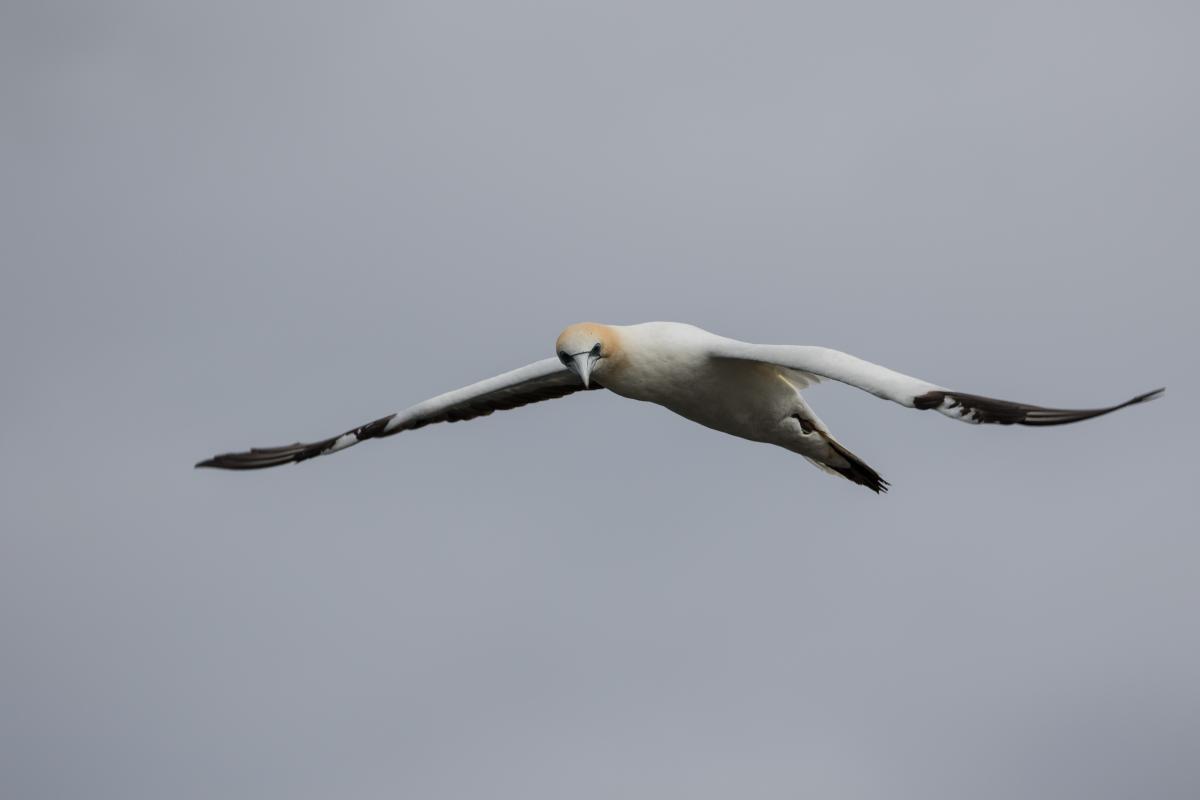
[{"left": 198, "top": 322, "right": 1163, "bottom": 493}]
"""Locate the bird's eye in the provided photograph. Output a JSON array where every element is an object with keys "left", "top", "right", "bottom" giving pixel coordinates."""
[
  {"left": 591, "top": 343, "right": 602, "bottom": 356},
  {"left": 558, "top": 351, "right": 571, "bottom": 365}
]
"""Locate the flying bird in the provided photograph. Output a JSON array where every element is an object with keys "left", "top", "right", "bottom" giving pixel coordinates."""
[{"left": 197, "top": 322, "right": 1163, "bottom": 493}]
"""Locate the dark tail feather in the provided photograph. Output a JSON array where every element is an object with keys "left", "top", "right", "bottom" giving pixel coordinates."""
[{"left": 819, "top": 433, "right": 889, "bottom": 494}]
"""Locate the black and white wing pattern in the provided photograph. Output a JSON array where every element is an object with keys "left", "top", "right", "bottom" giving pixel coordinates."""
[
  {"left": 907, "top": 387, "right": 1165, "bottom": 426},
  {"left": 709, "top": 340, "right": 1164, "bottom": 426},
  {"left": 196, "top": 358, "right": 596, "bottom": 470}
]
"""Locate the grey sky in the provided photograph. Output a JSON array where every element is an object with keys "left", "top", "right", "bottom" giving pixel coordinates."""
[{"left": 2, "top": 2, "right": 1198, "bottom": 798}]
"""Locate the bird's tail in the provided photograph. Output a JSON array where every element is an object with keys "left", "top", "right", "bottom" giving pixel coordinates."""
[{"left": 805, "top": 433, "right": 890, "bottom": 494}]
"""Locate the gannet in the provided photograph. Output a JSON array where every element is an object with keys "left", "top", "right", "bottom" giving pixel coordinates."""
[{"left": 197, "top": 322, "right": 1164, "bottom": 492}]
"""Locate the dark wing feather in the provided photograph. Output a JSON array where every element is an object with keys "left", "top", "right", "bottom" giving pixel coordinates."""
[
  {"left": 196, "top": 359, "right": 597, "bottom": 470},
  {"left": 912, "top": 387, "right": 1165, "bottom": 426}
]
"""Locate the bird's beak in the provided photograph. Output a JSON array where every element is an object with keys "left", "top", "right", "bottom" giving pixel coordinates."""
[{"left": 571, "top": 352, "right": 593, "bottom": 388}]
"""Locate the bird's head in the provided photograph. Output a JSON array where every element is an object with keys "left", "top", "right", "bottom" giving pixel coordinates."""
[{"left": 555, "top": 323, "right": 617, "bottom": 388}]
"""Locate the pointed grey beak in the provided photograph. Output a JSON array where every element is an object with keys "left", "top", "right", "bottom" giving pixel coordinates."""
[{"left": 570, "top": 352, "right": 593, "bottom": 388}]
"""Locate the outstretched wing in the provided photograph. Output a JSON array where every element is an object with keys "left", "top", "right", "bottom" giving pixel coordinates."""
[
  {"left": 709, "top": 340, "right": 1163, "bottom": 426},
  {"left": 196, "top": 358, "right": 596, "bottom": 470}
]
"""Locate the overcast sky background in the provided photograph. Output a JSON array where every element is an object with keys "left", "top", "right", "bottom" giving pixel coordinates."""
[{"left": 2, "top": 2, "right": 1198, "bottom": 798}]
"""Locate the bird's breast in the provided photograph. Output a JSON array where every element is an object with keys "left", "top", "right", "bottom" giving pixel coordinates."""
[
  {"left": 600, "top": 352, "right": 798, "bottom": 440},
  {"left": 599, "top": 349, "right": 700, "bottom": 403}
]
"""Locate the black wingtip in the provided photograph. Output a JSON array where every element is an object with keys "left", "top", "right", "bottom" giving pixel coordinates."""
[
  {"left": 915, "top": 385, "right": 1166, "bottom": 427},
  {"left": 193, "top": 456, "right": 242, "bottom": 469},
  {"left": 192, "top": 439, "right": 334, "bottom": 471},
  {"left": 1130, "top": 387, "right": 1166, "bottom": 405},
  {"left": 193, "top": 453, "right": 267, "bottom": 470}
]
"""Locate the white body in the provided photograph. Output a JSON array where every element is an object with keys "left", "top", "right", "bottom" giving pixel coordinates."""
[{"left": 597, "top": 323, "right": 822, "bottom": 454}]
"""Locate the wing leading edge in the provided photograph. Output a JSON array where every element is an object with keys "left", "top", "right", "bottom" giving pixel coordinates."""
[
  {"left": 709, "top": 340, "right": 1163, "bottom": 426},
  {"left": 196, "top": 358, "right": 596, "bottom": 470}
]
